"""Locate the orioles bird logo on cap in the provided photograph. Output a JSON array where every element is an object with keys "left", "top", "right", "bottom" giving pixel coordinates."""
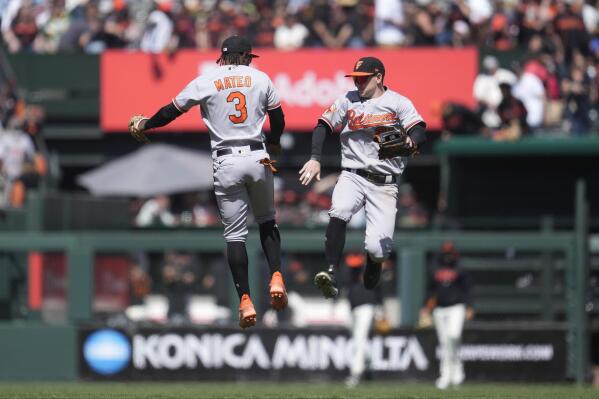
[{"left": 355, "top": 60, "right": 363, "bottom": 70}]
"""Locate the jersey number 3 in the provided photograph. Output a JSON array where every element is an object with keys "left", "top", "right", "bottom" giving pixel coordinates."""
[{"left": 227, "top": 92, "right": 247, "bottom": 124}]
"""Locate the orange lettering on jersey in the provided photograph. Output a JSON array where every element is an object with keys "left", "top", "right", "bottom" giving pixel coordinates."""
[
  {"left": 214, "top": 79, "right": 224, "bottom": 91},
  {"left": 235, "top": 76, "right": 244, "bottom": 87},
  {"left": 322, "top": 103, "right": 337, "bottom": 116},
  {"left": 346, "top": 110, "right": 398, "bottom": 130},
  {"left": 244, "top": 76, "right": 252, "bottom": 87},
  {"left": 224, "top": 77, "right": 233, "bottom": 89}
]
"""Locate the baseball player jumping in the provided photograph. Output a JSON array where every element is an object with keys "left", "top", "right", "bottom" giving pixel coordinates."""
[
  {"left": 128, "top": 36, "right": 287, "bottom": 329},
  {"left": 299, "top": 56, "right": 427, "bottom": 298}
]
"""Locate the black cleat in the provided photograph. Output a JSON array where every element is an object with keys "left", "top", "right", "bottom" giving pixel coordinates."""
[
  {"left": 314, "top": 271, "right": 339, "bottom": 299},
  {"left": 363, "top": 259, "right": 382, "bottom": 289}
]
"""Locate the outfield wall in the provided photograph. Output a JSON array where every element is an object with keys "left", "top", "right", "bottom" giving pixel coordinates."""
[
  {"left": 0, "top": 324, "right": 77, "bottom": 380},
  {"left": 0, "top": 324, "right": 566, "bottom": 381}
]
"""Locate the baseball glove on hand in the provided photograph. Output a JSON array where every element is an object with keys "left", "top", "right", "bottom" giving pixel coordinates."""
[
  {"left": 129, "top": 115, "right": 150, "bottom": 144},
  {"left": 374, "top": 125, "right": 417, "bottom": 159}
]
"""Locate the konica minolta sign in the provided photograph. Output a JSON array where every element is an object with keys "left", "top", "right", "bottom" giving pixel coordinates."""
[{"left": 79, "top": 327, "right": 565, "bottom": 381}]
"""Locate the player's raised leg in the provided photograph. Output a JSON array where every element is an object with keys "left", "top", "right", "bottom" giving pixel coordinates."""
[
  {"left": 227, "top": 241, "right": 256, "bottom": 328},
  {"left": 215, "top": 173, "right": 256, "bottom": 328},
  {"left": 315, "top": 171, "right": 365, "bottom": 298},
  {"left": 363, "top": 181, "right": 398, "bottom": 289},
  {"left": 248, "top": 155, "right": 288, "bottom": 310}
]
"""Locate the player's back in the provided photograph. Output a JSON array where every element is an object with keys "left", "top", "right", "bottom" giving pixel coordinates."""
[{"left": 197, "top": 65, "right": 279, "bottom": 150}]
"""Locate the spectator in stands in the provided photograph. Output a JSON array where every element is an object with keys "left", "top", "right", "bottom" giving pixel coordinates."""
[
  {"left": 135, "top": 195, "right": 176, "bottom": 227},
  {"left": 160, "top": 251, "right": 200, "bottom": 324},
  {"left": 512, "top": 59, "right": 546, "bottom": 130},
  {"left": 493, "top": 82, "right": 528, "bottom": 141},
  {"left": 526, "top": 35, "right": 564, "bottom": 128},
  {"left": 274, "top": 12, "right": 309, "bottom": 51},
  {"left": 463, "top": 0, "right": 493, "bottom": 43},
  {"left": 441, "top": 102, "right": 484, "bottom": 138},
  {"left": 35, "top": 0, "right": 70, "bottom": 53},
  {"left": 451, "top": 19, "right": 472, "bottom": 47},
  {"left": 71, "top": 2, "right": 128, "bottom": 53},
  {"left": 58, "top": 1, "right": 100, "bottom": 52},
  {"left": 473, "top": 55, "right": 517, "bottom": 129},
  {"left": 140, "top": 1, "right": 174, "bottom": 53},
  {"left": 2, "top": 1, "right": 38, "bottom": 53},
  {"left": 346, "top": 1, "right": 374, "bottom": 47},
  {"left": 485, "top": 1, "right": 517, "bottom": 50},
  {"left": 309, "top": 1, "right": 354, "bottom": 48},
  {"left": 420, "top": 241, "right": 473, "bottom": 390},
  {"left": 170, "top": 1, "right": 196, "bottom": 49},
  {"left": 373, "top": 0, "right": 405, "bottom": 46},
  {"left": 516, "top": 0, "right": 555, "bottom": 46},
  {"left": 554, "top": 0, "right": 590, "bottom": 64},
  {"left": 562, "top": 64, "right": 592, "bottom": 135},
  {"left": 411, "top": 0, "right": 438, "bottom": 46}
]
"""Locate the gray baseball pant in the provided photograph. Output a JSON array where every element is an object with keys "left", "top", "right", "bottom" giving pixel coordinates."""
[
  {"left": 213, "top": 146, "right": 275, "bottom": 242},
  {"left": 328, "top": 170, "right": 398, "bottom": 261}
]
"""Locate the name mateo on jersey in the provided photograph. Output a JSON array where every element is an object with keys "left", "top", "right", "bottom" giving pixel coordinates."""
[
  {"left": 346, "top": 110, "right": 398, "bottom": 130},
  {"left": 214, "top": 76, "right": 252, "bottom": 91}
]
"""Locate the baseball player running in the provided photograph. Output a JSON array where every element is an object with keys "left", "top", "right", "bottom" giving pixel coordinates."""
[
  {"left": 299, "top": 56, "right": 427, "bottom": 298},
  {"left": 128, "top": 36, "right": 287, "bottom": 329},
  {"left": 420, "top": 241, "right": 474, "bottom": 389}
]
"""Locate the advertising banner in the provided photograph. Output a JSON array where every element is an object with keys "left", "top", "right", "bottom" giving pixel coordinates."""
[
  {"left": 79, "top": 326, "right": 566, "bottom": 381},
  {"left": 101, "top": 49, "right": 477, "bottom": 132}
]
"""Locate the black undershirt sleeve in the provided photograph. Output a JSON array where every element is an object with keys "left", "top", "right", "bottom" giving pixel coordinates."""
[
  {"left": 144, "top": 102, "right": 183, "bottom": 130},
  {"left": 408, "top": 122, "right": 427, "bottom": 147},
  {"left": 266, "top": 106, "right": 285, "bottom": 145},
  {"left": 310, "top": 119, "right": 332, "bottom": 162}
]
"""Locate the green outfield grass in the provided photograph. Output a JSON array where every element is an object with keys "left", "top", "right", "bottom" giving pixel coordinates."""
[{"left": 0, "top": 382, "right": 596, "bottom": 399}]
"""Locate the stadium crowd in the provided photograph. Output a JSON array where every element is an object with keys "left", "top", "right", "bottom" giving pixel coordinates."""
[
  {"left": 0, "top": 0, "right": 597, "bottom": 54},
  {"left": 1, "top": 0, "right": 599, "bottom": 137}
]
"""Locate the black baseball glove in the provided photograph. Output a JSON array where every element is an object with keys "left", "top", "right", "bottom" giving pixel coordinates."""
[{"left": 373, "top": 125, "right": 417, "bottom": 159}]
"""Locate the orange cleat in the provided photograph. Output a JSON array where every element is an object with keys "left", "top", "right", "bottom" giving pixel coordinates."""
[
  {"left": 238, "top": 294, "right": 257, "bottom": 329},
  {"left": 269, "top": 271, "right": 288, "bottom": 311}
]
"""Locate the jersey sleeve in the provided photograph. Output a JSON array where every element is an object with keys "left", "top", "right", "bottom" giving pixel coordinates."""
[
  {"left": 173, "top": 76, "right": 210, "bottom": 112},
  {"left": 319, "top": 96, "right": 348, "bottom": 131},
  {"left": 397, "top": 96, "right": 425, "bottom": 130},
  {"left": 265, "top": 77, "right": 281, "bottom": 110}
]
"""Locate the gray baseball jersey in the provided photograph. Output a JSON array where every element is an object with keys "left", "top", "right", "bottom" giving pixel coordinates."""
[
  {"left": 174, "top": 64, "right": 281, "bottom": 150},
  {"left": 322, "top": 88, "right": 424, "bottom": 261},
  {"left": 173, "top": 64, "right": 281, "bottom": 241},
  {"left": 320, "top": 88, "right": 424, "bottom": 175}
]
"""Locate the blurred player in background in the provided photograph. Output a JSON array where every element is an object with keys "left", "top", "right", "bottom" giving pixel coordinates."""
[
  {"left": 128, "top": 35, "right": 287, "bottom": 329},
  {"left": 420, "top": 241, "right": 474, "bottom": 389},
  {"left": 343, "top": 252, "right": 388, "bottom": 388}
]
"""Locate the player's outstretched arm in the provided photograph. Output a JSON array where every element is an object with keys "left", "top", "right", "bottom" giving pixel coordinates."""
[
  {"left": 266, "top": 106, "right": 285, "bottom": 156},
  {"left": 129, "top": 115, "right": 150, "bottom": 144},
  {"left": 129, "top": 102, "right": 184, "bottom": 144},
  {"left": 299, "top": 120, "right": 330, "bottom": 185},
  {"left": 299, "top": 159, "right": 321, "bottom": 185}
]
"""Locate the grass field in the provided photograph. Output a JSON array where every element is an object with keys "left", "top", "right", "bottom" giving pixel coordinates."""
[{"left": 0, "top": 382, "right": 596, "bottom": 399}]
